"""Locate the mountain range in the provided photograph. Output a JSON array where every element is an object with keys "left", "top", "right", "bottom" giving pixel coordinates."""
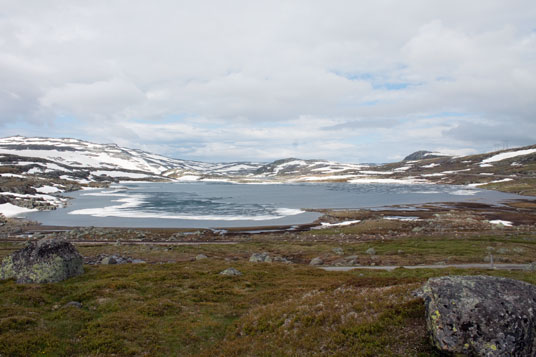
[{"left": 0, "top": 135, "right": 535, "bottom": 216}]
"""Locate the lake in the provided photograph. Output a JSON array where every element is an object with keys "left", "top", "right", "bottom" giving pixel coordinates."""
[{"left": 22, "top": 181, "right": 527, "bottom": 228}]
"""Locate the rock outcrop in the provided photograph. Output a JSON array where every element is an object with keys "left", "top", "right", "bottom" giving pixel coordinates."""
[
  {"left": 0, "top": 238, "right": 84, "bottom": 283},
  {"left": 420, "top": 275, "right": 536, "bottom": 356}
]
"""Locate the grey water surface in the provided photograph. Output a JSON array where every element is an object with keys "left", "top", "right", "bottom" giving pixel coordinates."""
[{"left": 22, "top": 181, "right": 528, "bottom": 228}]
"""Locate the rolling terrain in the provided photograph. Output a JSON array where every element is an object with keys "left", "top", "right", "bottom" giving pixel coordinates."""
[{"left": 0, "top": 135, "right": 535, "bottom": 216}]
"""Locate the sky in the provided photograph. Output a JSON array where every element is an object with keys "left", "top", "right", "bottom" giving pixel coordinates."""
[{"left": 1, "top": 1, "right": 535, "bottom": 163}]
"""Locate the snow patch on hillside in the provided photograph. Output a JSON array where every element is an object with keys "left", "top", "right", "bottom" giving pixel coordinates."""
[
  {"left": 482, "top": 148, "right": 536, "bottom": 163},
  {"left": 0, "top": 203, "right": 37, "bottom": 217}
]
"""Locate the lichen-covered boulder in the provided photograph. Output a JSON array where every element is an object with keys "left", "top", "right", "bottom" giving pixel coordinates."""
[
  {"left": 420, "top": 275, "right": 536, "bottom": 356},
  {"left": 0, "top": 238, "right": 84, "bottom": 283}
]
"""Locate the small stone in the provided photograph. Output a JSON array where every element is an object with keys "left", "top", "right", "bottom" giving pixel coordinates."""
[
  {"left": 309, "top": 257, "right": 324, "bottom": 266},
  {"left": 273, "top": 256, "right": 292, "bottom": 264},
  {"left": 100, "top": 256, "right": 117, "bottom": 265},
  {"left": 332, "top": 247, "right": 344, "bottom": 255},
  {"left": 195, "top": 254, "right": 208, "bottom": 260},
  {"left": 345, "top": 255, "right": 359, "bottom": 265},
  {"left": 366, "top": 247, "right": 376, "bottom": 255},
  {"left": 219, "top": 267, "right": 242, "bottom": 276},
  {"left": 131, "top": 259, "right": 146, "bottom": 264}
]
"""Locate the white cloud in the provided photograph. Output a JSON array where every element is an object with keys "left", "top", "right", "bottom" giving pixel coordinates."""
[{"left": 1, "top": 0, "right": 535, "bottom": 162}]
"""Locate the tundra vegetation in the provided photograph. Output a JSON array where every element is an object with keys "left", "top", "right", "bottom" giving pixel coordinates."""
[{"left": 1, "top": 215, "right": 536, "bottom": 356}]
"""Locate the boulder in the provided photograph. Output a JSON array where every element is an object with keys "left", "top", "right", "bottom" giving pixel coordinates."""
[
  {"left": 219, "top": 267, "right": 242, "bottom": 276},
  {"left": 195, "top": 254, "right": 208, "bottom": 261},
  {"left": 366, "top": 247, "right": 376, "bottom": 255},
  {"left": 0, "top": 238, "right": 84, "bottom": 283},
  {"left": 420, "top": 275, "right": 536, "bottom": 356}
]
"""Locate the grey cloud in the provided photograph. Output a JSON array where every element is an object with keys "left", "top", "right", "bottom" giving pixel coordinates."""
[
  {"left": 322, "top": 118, "right": 400, "bottom": 131},
  {"left": 0, "top": 1, "right": 535, "bottom": 162}
]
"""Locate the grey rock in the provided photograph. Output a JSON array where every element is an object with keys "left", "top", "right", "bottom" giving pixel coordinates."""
[
  {"left": 420, "top": 275, "right": 536, "bottom": 356},
  {"left": 345, "top": 255, "right": 359, "bottom": 265},
  {"left": 273, "top": 256, "right": 292, "bottom": 264},
  {"left": 0, "top": 238, "right": 84, "bottom": 284},
  {"left": 249, "top": 252, "right": 271, "bottom": 263},
  {"left": 527, "top": 262, "right": 536, "bottom": 272},
  {"left": 366, "top": 247, "right": 376, "bottom": 255},
  {"left": 63, "top": 301, "right": 82, "bottom": 309},
  {"left": 219, "top": 267, "right": 242, "bottom": 276},
  {"left": 195, "top": 254, "right": 208, "bottom": 260},
  {"left": 131, "top": 259, "right": 146, "bottom": 264},
  {"left": 309, "top": 257, "right": 324, "bottom": 266},
  {"left": 332, "top": 247, "right": 344, "bottom": 255},
  {"left": 101, "top": 256, "right": 117, "bottom": 265}
]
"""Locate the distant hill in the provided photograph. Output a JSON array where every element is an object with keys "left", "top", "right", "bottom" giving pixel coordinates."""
[
  {"left": 1, "top": 136, "right": 535, "bottom": 215},
  {"left": 403, "top": 150, "right": 451, "bottom": 161}
]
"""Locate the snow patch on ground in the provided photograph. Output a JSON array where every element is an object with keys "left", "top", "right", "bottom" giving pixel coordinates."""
[
  {"left": 91, "top": 170, "right": 155, "bottom": 178},
  {"left": 489, "top": 220, "right": 513, "bottom": 227},
  {"left": 35, "top": 185, "right": 60, "bottom": 193},
  {"left": 383, "top": 216, "right": 420, "bottom": 221},
  {"left": 482, "top": 148, "right": 536, "bottom": 163},
  {"left": 0, "top": 203, "right": 37, "bottom": 217},
  {"left": 297, "top": 175, "right": 358, "bottom": 181},
  {"left": 313, "top": 220, "right": 361, "bottom": 229},
  {"left": 358, "top": 170, "right": 394, "bottom": 175},
  {"left": 421, "top": 173, "right": 445, "bottom": 177},
  {"left": 348, "top": 177, "right": 429, "bottom": 185},
  {"left": 174, "top": 175, "right": 201, "bottom": 181},
  {"left": 422, "top": 163, "right": 440, "bottom": 168},
  {"left": 450, "top": 189, "right": 478, "bottom": 196},
  {"left": 394, "top": 166, "right": 411, "bottom": 172},
  {"left": 466, "top": 178, "right": 513, "bottom": 188},
  {"left": 0, "top": 173, "right": 26, "bottom": 178}
]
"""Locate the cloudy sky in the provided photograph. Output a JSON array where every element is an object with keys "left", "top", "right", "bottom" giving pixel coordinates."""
[{"left": 1, "top": 1, "right": 535, "bottom": 163}]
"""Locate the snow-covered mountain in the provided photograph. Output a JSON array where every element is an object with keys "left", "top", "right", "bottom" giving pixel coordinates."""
[
  {"left": 0, "top": 136, "right": 209, "bottom": 175},
  {"left": 1, "top": 135, "right": 535, "bottom": 216},
  {"left": 0, "top": 136, "right": 371, "bottom": 182}
]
